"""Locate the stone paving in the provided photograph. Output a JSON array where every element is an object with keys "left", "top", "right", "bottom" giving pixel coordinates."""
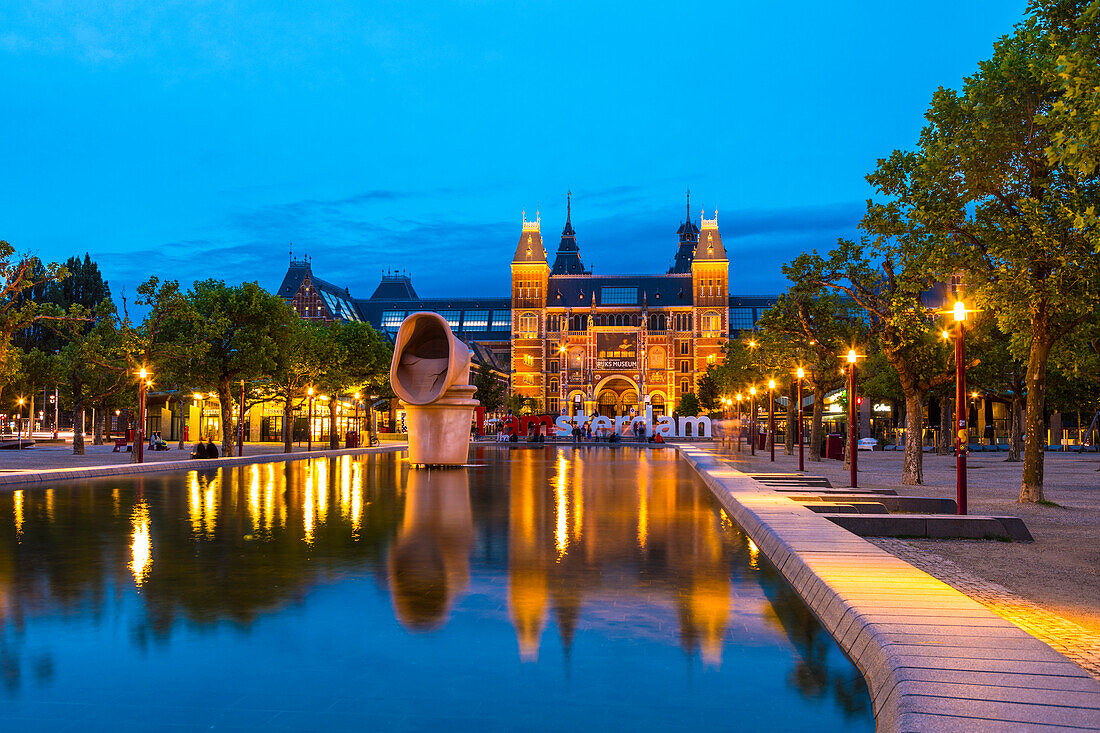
[
  {"left": 676, "top": 444, "right": 1100, "bottom": 732},
  {"left": 872, "top": 537, "right": 1100, "bottom": 682}
]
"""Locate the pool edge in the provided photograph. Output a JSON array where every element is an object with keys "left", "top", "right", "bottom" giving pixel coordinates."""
[
  {"left": 0, "top": 444, "right": 408, "bottom": 489},
  {"left": 673, "top": 443, "right": 1100, "bottom": 733}
]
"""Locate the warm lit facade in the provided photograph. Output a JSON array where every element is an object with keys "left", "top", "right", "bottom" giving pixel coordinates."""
[{"left": 278, "top": 196, "right": 777, "bottom": 418}]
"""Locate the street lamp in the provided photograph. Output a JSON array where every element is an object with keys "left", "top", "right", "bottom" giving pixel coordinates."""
[
  {"left": 736, "top": 392, "right": 743, "bottom": 453},
  {"left": 17, "top": 397, "right": 24, "bottom": 450},
  {"left": 768, "top": 379, "right": 776, "bottom": 462},
  {"left": 749, "top": 386, "right": 757, "bottom": 456},
  {"left": 307, "top": 386, "right": 314, "bottom": 452},
  {"left": 846, "top": 348, "right": 860, "bottom": 488},
  {"left": 948, "top": 300, "right": 971, "bottom": 515},
  {"left": 796, "top": 367, "right": 805, "bottom": 472},
  {"left": 354, "top": 391, "right": 362, "bottom": 445},
  {"left": 136, "top": 367, "right": 149, "bottom": 464}
]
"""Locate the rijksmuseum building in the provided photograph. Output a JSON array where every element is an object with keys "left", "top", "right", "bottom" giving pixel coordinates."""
[{"left": 278, "top": 196, "right": 776, "bottom": 418}]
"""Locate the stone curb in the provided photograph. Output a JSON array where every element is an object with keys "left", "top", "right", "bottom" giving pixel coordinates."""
[
  {"left": 0, "top": 444, "right": 407, "bottom": 489},
  {"left": 673, "top": 444, "right": 1100, "bottom": 733}
]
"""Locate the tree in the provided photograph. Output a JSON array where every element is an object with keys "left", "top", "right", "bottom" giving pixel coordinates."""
[
  {"left": 866, "top": 17, "right": 1100, "bottom": 500},
  {"left": 696, "top": 371, "right": 721, "bottom": 412},
  {"left": 315, "top": 321, "right": 391, "bottom": 449},
  {"left": 790, "top": 239, "right": 959, "bottom": 485},
  {"left": 674, "top": 392, "right": 700, "bottom": 418},
  {"left": 173, "top": 280, "right": 297, "bottom": 457},
  {"left": 473, "top": 363, "right": 507, "bottom": 413},
  {"left": 0, "top": 242, "right": 69, "bottom": 403},
  {"left": 756, "top": 289, "right": 866, "bottom": 462}
]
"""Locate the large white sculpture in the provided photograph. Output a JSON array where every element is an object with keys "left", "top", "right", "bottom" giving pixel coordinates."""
[{"left": 390, "top": 311, "right": 479, "bottom": 466}]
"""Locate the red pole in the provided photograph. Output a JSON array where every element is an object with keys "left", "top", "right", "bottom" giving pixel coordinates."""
[
  {"left": 750, "top": 392, "right": 756, "bottom": 456},
  {"left": 849, "top": 364, "right": 857, "bottom": 488},
  {"left": 956, "top": 322, "right": 967, "bottom": 515},
  {"left": 737, "top": 399, "right": 742, "bottom": 453},
  {"left": 797, "top": 377, "right": 804, "bottom": 472},
  {"left": 769, "top": 388, "right": 775, "bottom": 462},
  {"left": 238, "top": 381, "right": 245, "bottom": 457},
  {"left": 136, "top": 380, "right": 145, "bottom": 464}
]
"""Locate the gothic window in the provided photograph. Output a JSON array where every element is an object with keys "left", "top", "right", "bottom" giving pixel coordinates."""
[
  {"left": 680, "top": 341, "right": 690, "bottom": 355},
  {"left": 519, "top": 313, "right": 538, "bottom": 335}
]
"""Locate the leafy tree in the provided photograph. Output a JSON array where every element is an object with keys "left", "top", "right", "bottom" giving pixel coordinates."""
[
  {"left": 0, "top": 241, "right": 69, "bottom": 403},
  {"left": 673, "top": 392, "right": 700, "bottom": 419},
  {"left": 473, "top": 363, "right": 507, "bottom": 412},
  {"left": 172, "top": 280, "right": 297, "bottom": 457},
  {"left": 867, "top": 17, "right": 1100, "bottom": 500},
  {"left": 696, "top": 371, "right": 721, "bottom": 412},
  {"left": 314, "top": 321, "right": 392, "bottom": 449},
  {"left": 756, "top": 289, "right": 865, "bottom": 462}
]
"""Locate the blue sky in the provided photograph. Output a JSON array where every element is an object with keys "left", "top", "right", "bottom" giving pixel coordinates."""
[{"left": 1, "top": 0, "right": 1028, "bottom": 302}]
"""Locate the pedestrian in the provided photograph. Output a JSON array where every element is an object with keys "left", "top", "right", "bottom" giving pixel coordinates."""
[{"left": 206, "top": 438, "right": 219, "bottom": 458}]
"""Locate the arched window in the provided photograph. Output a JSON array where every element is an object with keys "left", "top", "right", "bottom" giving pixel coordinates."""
[
  {"left": 658, "top": 314, "right": 666, "bottom": 330},
  {"left": 520, "top": 312, "right": 538, "bottom": 335},
  {"left": 702, "top": 310, "right": 721, "bottom": 335}
]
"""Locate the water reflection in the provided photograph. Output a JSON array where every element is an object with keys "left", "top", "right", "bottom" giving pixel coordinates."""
[{"left": 0, "top": 448, "right": 870, "bottom": 727}]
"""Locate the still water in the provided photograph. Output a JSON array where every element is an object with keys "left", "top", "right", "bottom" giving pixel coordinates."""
[{"left": 0, "top": 446, "right": 871, "bottom": 731}]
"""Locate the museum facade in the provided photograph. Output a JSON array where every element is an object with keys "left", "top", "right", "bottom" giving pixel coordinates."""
[{"left": 277, "top": 196, "right": 776, "bottom": 418}]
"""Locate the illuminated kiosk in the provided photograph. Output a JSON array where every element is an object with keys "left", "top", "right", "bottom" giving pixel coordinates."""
[{"left": 390, "top": 311, "right": 479, "bottom": 466}]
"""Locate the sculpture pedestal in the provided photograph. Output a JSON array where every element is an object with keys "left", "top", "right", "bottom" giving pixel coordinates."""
[{"left": 402, "top": 384, "right": 478, "bottom": 466}]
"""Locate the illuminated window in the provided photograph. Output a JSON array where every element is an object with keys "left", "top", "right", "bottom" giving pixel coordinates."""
[
  {"left": 437, "top": 311, "right": 461, "bottom": 328},
  {"left": 707, "top": 354, "right": 716, "bottom": 363},
  {"left": 519, "top": 313, "right": 538, "bottom": 335},
  {"left": 463, "top": 310, "right": 488, "bottom": 330},
  {"left": 601, "top": 287, "right": 637, "bottom": 305},
  {"left": 381, "top": 311, "right": 405, "bottom": 329},
  {"left": 729, "top": 307, "right": 754, "bottom": 330},
  {"left": 491, "top": 311, "right": 511, "bottom": 331},
  {"left": 523, "top": 355, "right": 534, "bottom": 366},
  {"left": 702, "top": 311, "right": 721, "bottom": 334},
  {"left": 649, "top": 346, "right": 666, "bottom": 370}
]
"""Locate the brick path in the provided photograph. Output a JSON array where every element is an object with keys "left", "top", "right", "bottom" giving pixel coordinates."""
[{"left": 871, "top": 537, "right": 1100, "bottom": 681}]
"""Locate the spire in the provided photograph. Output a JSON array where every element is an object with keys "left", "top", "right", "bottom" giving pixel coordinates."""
[
  {"left": 686, "top": 187, "right": 690, "bottom": 224},
  {"left": 551, "top": 191, "right": 586, "bottom": 274},
  {"left": 670, "top": 192, "right": 700, "bottom": 273}
]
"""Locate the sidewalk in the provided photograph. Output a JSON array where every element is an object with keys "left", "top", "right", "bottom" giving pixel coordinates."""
[
  {"left": 0, "top": 440, "right": 406, "bottom": 474},
  {"left": 718, "top": 441, "right": 1100, "bottom": 673}
]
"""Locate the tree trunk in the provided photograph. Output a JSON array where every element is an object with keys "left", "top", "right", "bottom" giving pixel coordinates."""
[
  {"left": 1006, "top": 395, "right": 1023, "bottom": 462},
  {"left": 92, "top": 406, "right": 104, "bottom": 445},
  {"left": 72, "top": 404, "right": 85, "bottom": 455},
  {"left": 1019, "top": 334, "right": 1052, "bottom": 503},
  {"left": 902, "top": 390, "right": 924, "bottom": 485},
  {"left": 328, "top": 399, "right": 339, "bottom": 450},
  {"left": 809, "top": 384, "right": 825, "bottom": 462},
  {"left": 785, "top": 386, "right": 796, "bottom": 455},
  {"left": 283, "top": 396, "right": 293, "bottom": 454},
  {"left": 219, "top": 382, "right": 235, "bottom": 458},
  {"left": 937, "top": 396, "right": 951, "bottom": 455}
]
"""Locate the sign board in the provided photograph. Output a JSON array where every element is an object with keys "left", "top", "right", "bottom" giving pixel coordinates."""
[{"left": 595, "top": 332, "right": 639, "bottom": 372}]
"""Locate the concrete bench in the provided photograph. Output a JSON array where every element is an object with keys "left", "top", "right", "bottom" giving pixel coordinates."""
[
  {"left": 801, "top": 501, "right": 889, "bottom": 515},
  {"left": 821, "top": 513, "right": 1033, "bottom": 541},
  {"left": 786, "top": 494, "right": 957, "bottom": 514}
]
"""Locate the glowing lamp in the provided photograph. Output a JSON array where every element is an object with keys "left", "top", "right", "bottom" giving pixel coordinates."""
[
  {"left": 942, "top": 330, "right": 950, "bottom": 340},
  {"left": 796, "top": 367, "right": 804, "bottom": 379},
  {"left": 847, "top": 349, "right": 857, "bottom": 364},
  {"left": 749, "top": 386, "right": 757, "bottom": 396},
  {"left": 768, "top": 379, "right": 775, "bottom": 390},
  {"left": 139, "top": 367, "right": 148, "bottom": 379},
  {"left": 953, "top": 301, "right": 966, "bottom": 322},
  {"left": 307, "top": 387, "right": 314, "bottom": 396}
]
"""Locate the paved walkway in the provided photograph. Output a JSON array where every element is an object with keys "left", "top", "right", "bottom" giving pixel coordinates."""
[
  {"left": 678, "top": 443, "right": 1100, "bottom": 732},
  {"left": 872, "top": 537, "right": 1100, "bottom": 683}
]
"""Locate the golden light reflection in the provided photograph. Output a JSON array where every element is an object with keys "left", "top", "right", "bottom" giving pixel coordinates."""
[
  {"left": 189, "top": 471, "right": 201, "bottom": 536},
  {"left": 264, "top": 464, "right": 275, "bottom": 534},
  {"left": 316, "top": 458, "right": 328, "bottom": 520},
  {"left": 341, "top": 457, "right": 352, "bottom": 521},
  {"left": 13, "top": 489, "right": 23, "bottom": 540},
  {"left": 554, "top": 453, "right": 568, "bottom": 560},
  {"left": 112, "top": 488, "right": 120, "bottom": 517},
  {"left": 351, "top": 461, "right": 363, "bottom": 538},
  {"left": 637, "top": 451, "right": 649, "bottom": 551},
  {"left": 572, "top": 453, "right": 583, "bottom": 544},
  {"left": 747, "top": 537, "right": 760, "bottom": 569},
  {"left": 204, "top": 476, "right": 218, "bottom": 539},
  {"left": 45, "top": 488, "right": 54, "bottom": 524},
  {"left": 304, "top": 465, "right": 315, "bottom": 545},
  {"left": 249, "top": 464, "right": 261, "bottom": 531},
  {"left": 130, "top": 501, "right": 152, "bottom": 586}
]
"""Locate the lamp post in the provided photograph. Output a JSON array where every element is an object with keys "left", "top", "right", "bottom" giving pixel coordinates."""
[
  {"left": 953, "top": 301, "right": 968, "bottom": 516},
  {"left": 847, "top": 349, "right": 858, "bottom": 488},
  {"left": 354, "top": 391, "right": 361, "bottom": 445},
  {"left": 136, "top": 367, "right": 149, "bottom": 464},
  {"left": 736, "top": 393, "right": 743, "bottom": 453},
  {"left": 796, "top": 367, "right": 805, "bottom": 472},
  {"left": 17, "top": 397, "right": 24, "bottom": 450},
  {"left": 237, "top": 380, "right": 246, "bottom": 457},
  {"left": 307, "top": 386, "right": 314, "bottom": 452},
  {"left": 768, "top": 379, "right": 776, "bottom": 462},
  {"left": 749, "top": 386, "right": 757, "bottom": 456}
]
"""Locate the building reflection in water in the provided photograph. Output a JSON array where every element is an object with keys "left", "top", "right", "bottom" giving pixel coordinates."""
[{"left": 0, "top": 448, "right": 868, "bottom": 720}]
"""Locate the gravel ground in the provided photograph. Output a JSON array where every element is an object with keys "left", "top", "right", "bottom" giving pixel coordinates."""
[{"left": 716, "top": 442, "right": 1100, "bottom": 635}]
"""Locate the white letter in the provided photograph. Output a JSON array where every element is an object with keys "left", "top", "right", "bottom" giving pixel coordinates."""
[
  {"left": 591, "top": 416, "right": 612, "bottom": 434},
  {"left": 656, "top": 415, "right": 675, "bottom": 437},
  {"left": 614, "top": 416, "right": 630, "bottom": 435},
  {"left": 678, "top": 416, "right": 712, "bottom": 438}
]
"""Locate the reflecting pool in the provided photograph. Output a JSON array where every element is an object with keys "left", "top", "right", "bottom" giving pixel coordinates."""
[{"left": 0, "top": 446, "right": 872, "bottom": 731}]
